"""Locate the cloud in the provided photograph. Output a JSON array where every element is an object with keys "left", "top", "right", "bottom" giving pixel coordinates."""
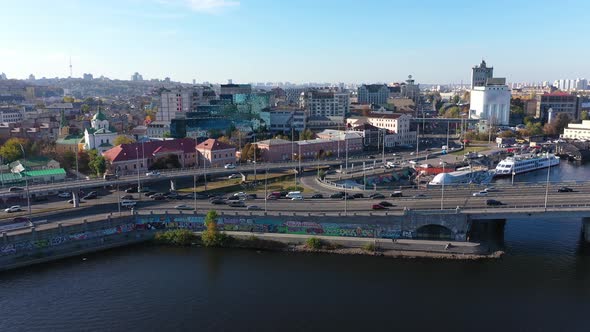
[{"left": 156, "top": 0, "right": 239, "bottom": 13}]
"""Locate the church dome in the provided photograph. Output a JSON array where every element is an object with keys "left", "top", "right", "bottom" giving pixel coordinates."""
[{"left": 92, "top": 109, "right": 107, "bottom": 121}]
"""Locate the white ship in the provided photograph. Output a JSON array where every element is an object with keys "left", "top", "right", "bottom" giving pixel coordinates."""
[{"left": 494, "top": 153, "right": 560, "bottom": 176}]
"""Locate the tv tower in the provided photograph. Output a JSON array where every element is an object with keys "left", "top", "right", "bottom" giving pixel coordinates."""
[{"left": 69, "top": 56, "right": 73, "bottom": 78}]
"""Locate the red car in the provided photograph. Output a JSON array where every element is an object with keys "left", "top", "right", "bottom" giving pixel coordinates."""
[{"left": 372, "top": 204, "right": 387, "bottom": 210}]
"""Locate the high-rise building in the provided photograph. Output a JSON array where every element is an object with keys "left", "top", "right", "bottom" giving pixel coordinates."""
[
  {"left": 536, "top": 92, "right": 578, "bottom": 121},
  {"left": 131, "top": 72, "right": 143, "bottom": 81},
  {"left": 220, "top": 83, "right": 252, "bottom": 96},
  {"left": 83, "top": 73, "right": 93, "bottom": 80},
  {"left": 0, "top": 72, "right": 7, "bottom": 80},
  {"left": 157, "top": 86, "right": 215, "bottom": 123},
  {"left": 471, "top": 60, "right": 493, "bottom": 89},
  {"left": 400, "top": 75, "right": 420, "bottom": 103},
  {"left": 300, "top": 89, "right": 349, "bottom": 118},
  {"left": 357, "top": 84, "right": 389, "bottom": 105}
]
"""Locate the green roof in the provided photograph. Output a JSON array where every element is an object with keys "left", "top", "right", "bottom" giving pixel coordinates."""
[
  {"left": 93, "top": 108, "right": 107, "bottom": 121},
  {"left": 10, "top": 157, "right": 52, "bottom": 169},
  {"left": 0, "top": 173, "right": 23, "bottom": 183},
  {"left": 56, "top": 135, "right": 82, "bottom": 145},
  {"left": 23, "top": 168, "right": 66, "bottom": 177}
]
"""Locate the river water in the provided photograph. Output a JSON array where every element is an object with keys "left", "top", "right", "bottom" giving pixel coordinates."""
[{"left": 1, "top": 162, "right": 590, "bottom": 332}]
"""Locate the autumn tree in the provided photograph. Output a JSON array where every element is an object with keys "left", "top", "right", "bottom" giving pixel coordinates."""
[
  {"left": 543, "top": 113, "right": 571, "bottom": 136},
  {"left": 298, "top": 128, "right": 315, "bottom": 140},
  {"left": 113, "top": 135, "right": 136, "bottom": 146},
  {"left": 0, "top": 138, "right": 27, "bottom": 163}
]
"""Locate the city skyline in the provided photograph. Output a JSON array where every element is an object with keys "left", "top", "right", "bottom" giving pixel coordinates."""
[{"left": 2, "top": 0, "right": 590, "bottom": 83}]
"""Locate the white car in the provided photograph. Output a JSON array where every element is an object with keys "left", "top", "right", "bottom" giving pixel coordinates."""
[
  {"left": 291, "top": 196, "right": 304, "bottom": 201},
  {"left": 4, "top": 205, "right": 22, "bottom": 213},
  {"left": 224, "top": 164, "right": 236, "bottom": 169},
  {"left": 146, "top": 171, "right": 160, "bottom": 177},
  {"left": 484, "top": 187, "right": 497, "bottom": 192},
  {"left": 228, "top": 174, "right": 241, "bottom": 179},
  {"left": 472, "top": 191, "right": 488, "bottom": 197},
  {"left": 57, "top": 192, "right": 71, "bottom": 198},
  {"left": 174, "top": 204, "right": 193, "bottom": 210}
]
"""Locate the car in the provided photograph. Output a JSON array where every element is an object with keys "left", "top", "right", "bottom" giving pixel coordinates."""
[
  {"left": 247, "top": 205, "right": 261, "bottom": 210},
  {"left": 227, "top": 196, "right": 241, "bottom": 201},
  {"left": 138, "top": 187, "right": 153, "bottom": 193},
  {"left": 83, "top": 193, "right": 97, "bottom": 200},
  {"left": 486, "top": 199, "right": 503, "bottom": 206},
  {"left": 266, "top": 194, "right": 278, "bottom": 200},
  {"left": 228, "top": 173, "right": 241, "bottom": 179},
  {"left": 369, "top": 193, "right": 383, "bottom": 198},
  {"left": 341, "top": 195, "right": 354, "bottom": 200},
  {"left": 368, "top": 155, "right": 375, "bottom": 159},
  {"left": 125, "top": 187, "right": 138, "bottom": 193},
  {"left": 120, "top": 194, "right": 134, "bottom": 200},
  {"left": 557, "top": 187, "right": 574, "bottom": 193},
  {"left": 413, "top": 194, "right": 427, "bottom": 199},
  {"left": 146, "top": 171, "right": 160, "bottom": 177},
  {"left": 291, "top": 196, "right": 304, "bottom": 201},
  {"left": 234, "top": 192, "right": 247, "bottom": 197},
  {"left": 378, "top": 201, "right": 394, "bottom": 207},
  {"left": 149, "top": 193, "right": 164, "bottom": 199},
  {"left": 372, "top": 204, "right": 387, "bottom": 210},
  {"left": 330, "top": 193, "right": 344, "bottom": 199},
  {"left": 152, "top": 195, "right": 166, "bottom": 201},
  {"left": 8, "top": 187, "right": 24, "bottom": 192},
  {"left": 410, "top": 152, "right": 415, "bottom": 155},
  {"left": 472, "top": 191, "right": 488, "bottom": 197},
  {"left": 484, "top": 187, "right": 498, "bottom": 192},
  {"left": 246, "top": 193, "right": 257, "bottom": 200},
  {"left": 210, "top": 199, "right": 226, "bottom": 205},
  {"left": 311, "top": 193, "right": 324, "bottom": 199},
  {"left": 228, "top": 200, "right": 246, "bottom": 207},
  {"left": 144, "top": 191, "right": 157, "bottom": 197},
  {"left": 174, "top": 204, "right": 193, "bottom": 210},
  {"left": 4, "top": 205, "right": 21, "bottom": 213},
  {"left": 57, "top": 192, "right": 72, "bottom": 198},
  {"left": 352, "top": 193, "right": 364, "bottom": 199},
  {"left": 224, "top": 164, "right": 236, "bottom": 169},
  {"left": 371, "top": 194, "right": 385, "bottom": 199},
  {"left": 390, "top": 191, "right": 403, "bottom": 197},
  {"left": 12, "top": 216, "right": 31, "bottom": 224}
]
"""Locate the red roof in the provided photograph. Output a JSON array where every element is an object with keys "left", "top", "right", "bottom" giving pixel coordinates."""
[
  {"left": 103, "top": 138, "right": 196, "bottom": 163},
  {"left": 196, "top": 138, "right": 235, "bottom": 151}
]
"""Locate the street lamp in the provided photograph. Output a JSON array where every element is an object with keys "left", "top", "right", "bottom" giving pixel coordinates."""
[
  {"left": 18, "top": 144, "right": 31, "bottom": 218},
  {"left": 264, "top": 167, "right": 268, "bottom": 213},
  {"left": 440, "top": 160, "right": 446, "bottom": 210},
  {"left": 136, "top": 147, "right": 141, "bottom": 195},
  {"left": 511, "top": 171, "right": 515, "bottom": 186},
  {"left": 544, "top": 153, "right": 552, "bottom": 211}
]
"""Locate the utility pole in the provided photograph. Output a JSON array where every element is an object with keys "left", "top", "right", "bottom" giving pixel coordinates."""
[{"left": 18, "top": 144, "right": 31, "bottom": 218}]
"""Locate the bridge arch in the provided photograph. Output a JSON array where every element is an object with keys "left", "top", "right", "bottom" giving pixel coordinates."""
[{"left": 415, "top": 224, "right": 454, "bottom": 241}]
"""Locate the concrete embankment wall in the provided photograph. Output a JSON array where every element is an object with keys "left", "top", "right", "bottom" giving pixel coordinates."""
[
  {"left": 0, "top": 211, "right": 472, "bottom": 271},
  {"left": 0, "top": 216, "right": 154, "bottom": 272}
]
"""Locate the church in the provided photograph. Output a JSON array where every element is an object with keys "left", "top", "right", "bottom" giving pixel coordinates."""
[{"left": 84, "top": 108, "right": 117, "bottom": 153}]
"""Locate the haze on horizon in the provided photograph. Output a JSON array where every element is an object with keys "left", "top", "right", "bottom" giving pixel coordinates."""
[{"left": 1, "top": 0, "right": 589, "bottom": 84}]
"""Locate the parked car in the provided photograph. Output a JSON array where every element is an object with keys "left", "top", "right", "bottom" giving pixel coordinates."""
[
  {"left": 120, "top": 194, "right": 134, "bottom": 200},
  {"left": 390, "top": 191, "right": 403, "bottom": 197},
  {"left": 378, "top": 201, "right": 394, "bottom": 207},
  {"left": 58, "top": 192, "right": 72, "bottom": 198},
  {"left": 352, "top": 193, "right": 364, "bottom": 199},
  {"left": 224, "top": 163, "right": 236, "bottom": 169},
  {"left": 557, "top": 187, "right": 574, "bottom": 193},
  {"left": 146, "top": 171, "right": 160, "bottom": 177},
  {"left": 371, "top": 194, "right": 385, "bottom": 199},
  {"left": 311, "top": 193, "right": 324, "bottom": 199},
  {"left": 174, "top": 204, "right": 193, "bottom": 210},
  {"left": 4, "top": 205, "right": 21, "bottom": 213},
  {"left": 372, "top": 204, "right": 387, "bottom": 210},
  {"left": 247, "top": 205, "right": 261, "bottom": 210},
  {"left": 486, "top": 199, "right": 503, "bottom": 206},
  {"left": 472, "top": 191, "right": 488, "bottom": 197}
]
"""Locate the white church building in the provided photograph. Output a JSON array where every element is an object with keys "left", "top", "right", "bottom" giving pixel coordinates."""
[{"left": 84, "top": 109, "right": 117, "bottom": 153}]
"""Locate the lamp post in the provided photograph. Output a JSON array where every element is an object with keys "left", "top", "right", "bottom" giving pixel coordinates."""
[
  {"left": 440, "top": 160, "right": 446, "bottom": 210},
  {"left": 511, "top": 171, "right": 515, "bottom": 186},
  {"left": 18, "top": 144, "right": 31, "bottom": 218},
  {"left": 264, "top": 167, "right": 268, "bottom": 213},
  {"left": 544, "top": 154, "right": 552, "bottom": 211},
  {"left": 136, "top": 147, "right": 141, "bottom": 195}
]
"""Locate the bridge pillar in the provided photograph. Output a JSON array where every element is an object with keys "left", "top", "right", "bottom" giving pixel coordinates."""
[
  {"left": 1, "top": 232, "right": 6, "bottom": 244},
  {"left": 583, "top": 218, "right": 590, "bottom": 243},
  {"left": 72, "top": 191, "right": 80, "bottom": 208}
]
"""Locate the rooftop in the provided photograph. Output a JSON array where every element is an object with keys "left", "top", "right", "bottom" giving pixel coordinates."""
[{"left": 196, "top": 138, "right": 235, "bottom": 151}]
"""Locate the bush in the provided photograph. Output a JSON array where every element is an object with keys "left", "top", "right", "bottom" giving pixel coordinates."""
[
  {"left": 362, "top": 242, "right": 376, "bottom": 252},
  {"left": 201, "top": 210, "right": 233, "bottom": 247},
  {"left": 154, "top": 229, "right": 197, "bottom": 246},
  {"left": 306, "top": 237, "right": 323, "bottom": 250}
]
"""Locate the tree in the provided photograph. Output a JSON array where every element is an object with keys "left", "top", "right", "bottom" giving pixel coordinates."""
[
  {"left": 201, "top": 210, "right": 230, "bottom": 247},
  {"left": 462, "top": 91, "right": 470, "bottom": 103},
  {"left": 298, "top": 128, "right": 315, "bottom": 141},
  {"left": 77, "top": 150, "right": 91, "bottom": 173},
  {"left": 58, "top": 150, "right": 76, "bottom": 171},
  {"left": 162, "top": 132, "right": 171, "bottom": 138},
  {"left": 451, "top": 95, "right": 460, "bottom": 104},
  {"left": 217, "top": 136, "right": 232, "bottom": 146},
  {"left": 113, "top": 135, "right": 136, "bottom": 146},
  {"left": 543, "top": 113, "right": 571, "bottom": 136},
  {"left": 81, "top": 104, "right": 91, "bottom": 113},
  {"left": 581, "top": 111, "right": 589, "bottom": 121},
  {"left": 240, "top": 143, "right": 260, "bottom": 162},
  {"left": 442, "top": 106, "right": 460, "bottom": 118},
  {"left": 498, "top": 130, "right": 515, "bottom": 138},
  {"left": 63, "top": 96, "right": 75, "bottom": 103},
  {"left": 88, "top": 150, "right": 106, "bottom": 176},
  {"left": 0, "top": 138, "right": 27, "bottom": 163}
]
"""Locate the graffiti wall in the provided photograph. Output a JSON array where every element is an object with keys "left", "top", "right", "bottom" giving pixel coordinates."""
[
  {"left": 0, "top": 223, "right": 137, "bottom": 257},
  {"left": 134, "top": 215, "right": 407, "bottom": 240}
]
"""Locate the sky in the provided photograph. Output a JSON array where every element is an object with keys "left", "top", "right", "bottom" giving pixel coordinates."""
[{"left": 1, "top": 0, "right": 589, "bottom": 84}]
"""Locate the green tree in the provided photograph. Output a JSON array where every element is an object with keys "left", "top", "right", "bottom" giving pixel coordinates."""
[
  {"left": 298, "top": 128, "right": 315, "bottom": 140},
  {"left": 88, "top": 152, "right": 106, "bottom": 176},
  {"left": 581, "top": 111, "right": 589, "bottom": 121},
  {"left": 58, "top": 150, "right": 76, "bottom": 171},
  {"left": 162, "top": 132, "right": 172, "bottom": 138},
  {"left": 113, "top": 135, "right": 136, "bottom": 146},
  {"left": 442, "top": 106, "right": 460, "bottom": 118},
  {"left": 0, "top": 138, "right": 27, "bottom": 163},
  {"left": 201, "top": 210, "right": 231, "bottom": 247},
  {"left": 451, "top": 95, "right": 460, "bottom": 104}
]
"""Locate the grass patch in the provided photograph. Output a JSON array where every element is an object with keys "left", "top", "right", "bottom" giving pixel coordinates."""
[
  {"left": 306, "top": 237, "right": 323, "bottom": 250},
  {"left": 448, "top": 146, "right": 488, "bottom": 156},
  {"left": 362, "top": 242, "right": 376, "bottom": 252}
]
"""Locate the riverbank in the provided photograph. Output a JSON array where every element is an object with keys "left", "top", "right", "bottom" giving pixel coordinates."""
[{"left": 194, "top": 231, "right": 504, "bottom": 260}]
